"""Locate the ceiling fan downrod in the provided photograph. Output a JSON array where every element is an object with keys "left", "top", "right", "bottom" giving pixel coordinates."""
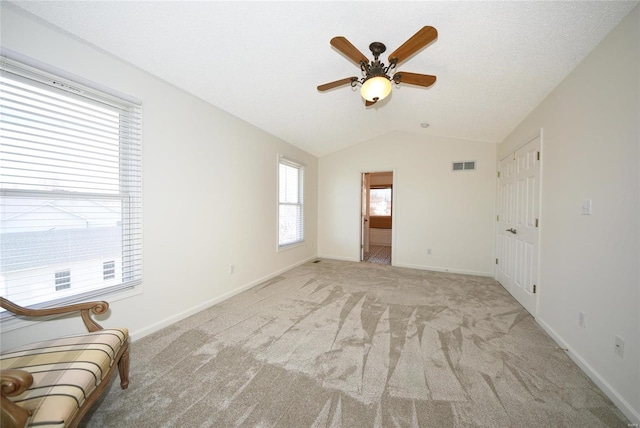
[{"left": 359, "top": 42, "right": 397, "bottom": 84}]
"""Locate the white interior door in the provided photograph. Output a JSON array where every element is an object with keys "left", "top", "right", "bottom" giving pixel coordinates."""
[
  {"left": 496, "top": 153, "right": 515, "bottom": 288},
  {"left": 360, "top": 173, "right": 370, "bottom": 260},
  {"left": 496, "top": 136, "right": 541, "bottom": 315}
]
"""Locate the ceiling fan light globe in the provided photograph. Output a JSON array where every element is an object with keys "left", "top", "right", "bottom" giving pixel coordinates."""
[{"left": 361, "top": 76, "right": 392, "bottom": 102}]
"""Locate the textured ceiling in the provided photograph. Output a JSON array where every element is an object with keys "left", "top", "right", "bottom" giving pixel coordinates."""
[{"left": 8, "top": 1, "right": 639, "bottom": 157}]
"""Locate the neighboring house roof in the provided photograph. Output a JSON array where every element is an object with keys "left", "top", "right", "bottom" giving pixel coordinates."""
[
  {"left": 1, "top": 226, "right": 122, "bottom": 273},
  {"left": 1, "top": 199, "right": 121, "bottom": 233}
]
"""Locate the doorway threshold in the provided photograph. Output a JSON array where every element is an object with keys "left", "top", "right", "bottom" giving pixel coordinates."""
[{"left": 363, "top": 245, "right": 391, "bottom": 265}]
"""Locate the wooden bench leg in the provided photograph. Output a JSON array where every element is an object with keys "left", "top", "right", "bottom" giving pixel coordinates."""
[
  {"left": 1, "top": 396, "right": 30, "bottom": 428},
  {"left": 118, "top": 343, "right": 130, "bottom": 390},
  {"left": 1, "top": 370, "right": 33, "bottom": 428}
]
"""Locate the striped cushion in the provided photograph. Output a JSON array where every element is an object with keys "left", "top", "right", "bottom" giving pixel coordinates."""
[{"left": 0, "top": 328, "right": 128, "bottom": 427}]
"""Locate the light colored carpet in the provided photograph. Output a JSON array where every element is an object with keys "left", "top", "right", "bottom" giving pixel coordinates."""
[{"left": 83, "top": 259, "right": 629, "bottom": 427}]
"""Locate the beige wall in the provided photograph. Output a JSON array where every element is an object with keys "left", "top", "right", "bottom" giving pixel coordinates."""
[
  {"left": 1, "top": 5, "right": 318, "bottom": 349},
  {"left": 498, "top": 5, "right": 639, "bottom": 422},
  {"left": 318, "top": 132, "right": 496, "bottom": 276}
]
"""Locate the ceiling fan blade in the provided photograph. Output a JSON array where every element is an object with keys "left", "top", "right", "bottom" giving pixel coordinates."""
[
  {"left": 330, "top": 36, "right": 369, "bottom": 66},
  {"left": 317, "top": 77, "right": 358, "bottom": 92},
  {"left": 365, "top": 99, "right": 377, "bottom": 107},
  {"left": 388, "top": 26, "right": 437, "bottom": 65},
  {"left": 393, "top": 72, "right": 437, "bottom": 88}
]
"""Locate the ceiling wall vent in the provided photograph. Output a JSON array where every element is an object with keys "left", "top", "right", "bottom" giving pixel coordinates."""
[{"left": 452, "top": 161, "right": 476, "bottom": 171}]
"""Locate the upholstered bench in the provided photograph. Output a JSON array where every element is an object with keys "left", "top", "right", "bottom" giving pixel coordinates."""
[{"left": 0, "top": 298, "right": 129, "bottom": 428}]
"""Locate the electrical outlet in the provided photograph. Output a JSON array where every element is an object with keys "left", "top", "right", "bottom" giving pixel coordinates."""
[
  {"left": 580, "top": 199, "right": 592, "bottom": 215},
  {"left": 427, "top": 249, "right": 432, "bottom": 255},
  {"left": 614, "top": 336, "right": 625, "bottom": 358},
  {"left": 229, "top": 264, "right": 235, "bottom": 274},
  {"left": 578, "top": 312, "right": 586, "bottom": 328}
]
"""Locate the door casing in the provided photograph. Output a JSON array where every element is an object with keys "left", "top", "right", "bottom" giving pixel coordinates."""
[{"left": 360, "top": 171, "right": 395, "bottom": 264}]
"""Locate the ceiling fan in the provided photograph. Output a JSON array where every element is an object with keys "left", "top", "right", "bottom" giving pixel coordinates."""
[{"left": 317, "top": 26, "right": 438, "bottom": 106}]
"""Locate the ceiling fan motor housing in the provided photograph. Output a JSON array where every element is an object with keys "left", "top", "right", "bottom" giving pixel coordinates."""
[{"left": 363, "top": 42, "right": 393, "bottom": 81}]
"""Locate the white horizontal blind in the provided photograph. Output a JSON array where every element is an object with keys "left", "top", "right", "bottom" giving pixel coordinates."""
[
  {"left": 278, "top": 158, "right": 304, "bottom": 247},
  {"left": 0, "top": 56, "right": 142, "bottom": 312}
]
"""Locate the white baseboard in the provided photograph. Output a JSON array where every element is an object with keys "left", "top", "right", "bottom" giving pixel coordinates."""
[
  {"left": 536, "top": 317, "right": 640, "bottom": 425},
  {"left": 392, "top": 262, "right": 494, "bottom": 277},
  {"left": 129, "top": 255, "right": 317, "bottom": 342},
  {"left": 316, "top": 254, "right": 360, "bottom": 262},
  {"left": 316, "top": 257, "right": 493, "bottom": 277}
]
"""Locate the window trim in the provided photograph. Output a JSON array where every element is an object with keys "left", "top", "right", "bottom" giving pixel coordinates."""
[
  {"left": 1, "top": 47, "right": 141, "bottom": 105},
  {"left": 277, "top": 155, "right": 305, "bottom": 251},
  {"left": 0, "top": 51, "right": 142, "bottom": 319}
]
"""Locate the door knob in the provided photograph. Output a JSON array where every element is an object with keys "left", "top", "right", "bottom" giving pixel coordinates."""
[{"left": 505, "top": 228, "right": 516, "bottom": 234}]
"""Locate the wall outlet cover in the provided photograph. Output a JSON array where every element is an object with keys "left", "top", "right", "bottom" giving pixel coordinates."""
[{"left": 614, "top": 336, "right": 625, "bottom": 358}]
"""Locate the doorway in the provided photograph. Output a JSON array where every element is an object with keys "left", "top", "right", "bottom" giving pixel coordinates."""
[
  {"left": 496, "top": 135, "right": 541, "bottom": 315},
  {"left": 361, "top": 171, "right": 393, "bottom": 265}
]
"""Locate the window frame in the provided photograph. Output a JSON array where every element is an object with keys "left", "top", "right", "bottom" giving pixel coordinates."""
[
  {"left": 277, "top": 156, "right": 305, "bottom": 250},
  {"left": 0, "top": 51, "right": 142, "bottom": 319}
]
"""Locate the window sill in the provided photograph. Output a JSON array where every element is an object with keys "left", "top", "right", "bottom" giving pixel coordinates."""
[
  {"left": 277, "top": 241, "right": 305, "bottom": 252},
  {"left": 0, "top": 285, "right": 143, "bottom": 333}
]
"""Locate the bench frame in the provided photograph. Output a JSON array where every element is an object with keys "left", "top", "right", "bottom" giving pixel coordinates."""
[{"left": 0, "top": 297, "right": 129, "bottom": 428}]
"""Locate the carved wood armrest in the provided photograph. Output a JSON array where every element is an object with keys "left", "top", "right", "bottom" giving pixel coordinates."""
[
  {"left": 1, "top": 369, "right": 33, "bottom": 428},
  {"left": 0, "top": 297, "right": 109, "bottom": 332}
]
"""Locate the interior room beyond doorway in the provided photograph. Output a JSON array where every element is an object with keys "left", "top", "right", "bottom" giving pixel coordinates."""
[{"left": 361, "top": 171, "right": 393, "bottom": 265}]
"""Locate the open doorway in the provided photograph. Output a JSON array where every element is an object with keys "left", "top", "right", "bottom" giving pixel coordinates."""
[{"left": 361, "top": 171, "right": 393, "bottom": 265}]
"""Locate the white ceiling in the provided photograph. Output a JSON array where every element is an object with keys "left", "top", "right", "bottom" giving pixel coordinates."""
[{"left": 8, "top": 1, "right": 639, "bottom": 157}]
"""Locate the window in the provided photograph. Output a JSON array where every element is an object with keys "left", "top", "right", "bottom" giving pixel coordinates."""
[
  {"left": 103, "top": 261, "right": 116, "bottom": 280},
  {"left": 278, "top": 157, "right": 304, "bottom": 248},
  {"left": 0, "top": 54, "right": 142, "bottom": 312},
  {"left": 55, "top": 270, "right": 71, "bottom": 291},
  {"left": 369, "top": 187, "right": 392, "bottom": 216}
]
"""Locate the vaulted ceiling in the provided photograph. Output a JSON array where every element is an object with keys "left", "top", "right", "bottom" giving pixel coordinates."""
[{"left": 8, "top": 1, "right": 639, "bottom": 157}]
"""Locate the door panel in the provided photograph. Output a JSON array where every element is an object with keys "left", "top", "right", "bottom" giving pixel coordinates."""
[
  {"left": 496, "top": 155, "right": 515, "bottom": 287},
  {"left": 496, "top": 136, "right": 540, "bottom": 315}
]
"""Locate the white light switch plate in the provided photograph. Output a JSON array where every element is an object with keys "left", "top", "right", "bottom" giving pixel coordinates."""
[{"left": 580, "top": 199, "right": 592, "bottom": 215}]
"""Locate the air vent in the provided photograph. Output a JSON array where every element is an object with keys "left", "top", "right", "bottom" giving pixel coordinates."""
[{"left": 452, "top": 161, "right": 476, "bottom": 171}]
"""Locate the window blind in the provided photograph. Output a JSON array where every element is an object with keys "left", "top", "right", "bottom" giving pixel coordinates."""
[
  {"left": 0, "top": 55, "right": 142, "bottom": 312},
  {"left": 278, "top": 157, "right": 304, "bottom": 247}
]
